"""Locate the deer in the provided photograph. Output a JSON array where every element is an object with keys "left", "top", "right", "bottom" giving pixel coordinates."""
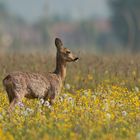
[{"left": 3, "top": 38, "right": 79, "bottom": 112}]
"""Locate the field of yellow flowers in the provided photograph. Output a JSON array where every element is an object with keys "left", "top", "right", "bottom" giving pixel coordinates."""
[{"left": 0, "top": 53, "right": 140, "bottom": 140}]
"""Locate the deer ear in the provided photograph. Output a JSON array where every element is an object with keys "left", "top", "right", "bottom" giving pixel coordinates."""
[{"left": 55, "top": 38, "right": 63, "bottom": 50}]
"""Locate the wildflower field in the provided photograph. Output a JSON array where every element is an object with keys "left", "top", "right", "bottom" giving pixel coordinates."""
[{"left": 0, "top": 53, "right": 140, "bottom": 140}]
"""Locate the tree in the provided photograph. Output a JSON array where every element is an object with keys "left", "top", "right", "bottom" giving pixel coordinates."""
[
  {"left": 0, "top": 2, "right": 9, "bottom": 19},
  {"left": 109, "top": 0, "right": 140, "bottom": 52}
]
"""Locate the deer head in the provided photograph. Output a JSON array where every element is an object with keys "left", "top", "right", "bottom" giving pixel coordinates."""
[{"left": 55, "top": 38, "right": 79, "bottom": 62}]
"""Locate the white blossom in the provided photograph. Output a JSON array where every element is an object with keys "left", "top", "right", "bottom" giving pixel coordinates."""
[
  {"left": 106, "top": 113, "right": 111, "bottom": 120},
  {"left": 17, "top": 101, "right": 24, "bottom": 108},
  {"left": 44, "top": 101, "right": 50, "bottom": 107},
  {"left": 65, "top": 83, "right": 71, "bottom": 90},
  {"left": 122, "top": 111, "right": 127, "bottom": 116},
  {"left": 40, "top": 98, "right": 45, "bottom": 105}
]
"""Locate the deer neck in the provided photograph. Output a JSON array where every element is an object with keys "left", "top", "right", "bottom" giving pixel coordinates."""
[{"left": 54, "top": 53, "right": 66, "bottom": 81}]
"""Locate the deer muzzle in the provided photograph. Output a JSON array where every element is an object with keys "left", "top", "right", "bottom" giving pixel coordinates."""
[{"left": 73, "top": 57, "right": 79, "bottom": 62}]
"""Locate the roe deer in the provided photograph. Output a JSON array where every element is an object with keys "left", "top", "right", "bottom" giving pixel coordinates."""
[{"left": 3, "top": 38, "right": 79, "bottom": 112}]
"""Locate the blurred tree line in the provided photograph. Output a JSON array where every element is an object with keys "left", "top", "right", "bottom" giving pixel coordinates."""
[
  {"left": 109, "top": 0, "right": 140, "bottom": 52},
  {"left": 0, "top": 2, "right": 96, "bottom": 52},
  {"left": 0, "top": 1, "right": 140, "bottom": 52},
  {"left": 0, "top": 2, "right": 96, "bottom": 51}
]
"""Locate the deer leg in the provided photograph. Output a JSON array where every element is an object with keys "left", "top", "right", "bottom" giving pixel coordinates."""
[
  {"left": 7, "top": 92, "right": 13, "bottom": 104},
  {"left": 8, "top": 91, "right": 24, "bottom": 113},
  {"left": 5, "top": 86, "right": 15, "bottom": 104},
  {"left": 49, "top": 93, "right": 56, "bottom": 105},
  {"left": 8, "top": 97, "right": 19, "bottom": 113},
  {"left": 49, "top": 99, "right": 55, "bottom": 105}
]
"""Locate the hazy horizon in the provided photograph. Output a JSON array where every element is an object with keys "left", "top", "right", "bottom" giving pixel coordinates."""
[{"left": 4, "top": 0, "right": 110, "bottom": 22}]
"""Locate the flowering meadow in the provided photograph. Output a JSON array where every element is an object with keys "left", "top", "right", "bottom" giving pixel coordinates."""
[{"left": 0, "top": 53, "right": 140, "bottom": 140}]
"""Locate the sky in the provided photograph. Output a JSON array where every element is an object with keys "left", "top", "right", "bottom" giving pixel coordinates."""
[{"left": 4, "top": 0, "right": 111, "bottom": 23}]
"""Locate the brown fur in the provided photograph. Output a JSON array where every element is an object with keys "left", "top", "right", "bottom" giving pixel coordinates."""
[{"left": 3, "top": 38, "right": 79, "bottom": 112}]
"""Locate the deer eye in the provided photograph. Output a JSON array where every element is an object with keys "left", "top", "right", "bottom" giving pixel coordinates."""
[{"left": 66, "top": 50, "right": 71, "bottom": 54}]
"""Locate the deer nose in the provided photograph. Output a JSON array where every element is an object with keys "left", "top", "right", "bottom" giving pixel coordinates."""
[{"left": 74, "top": 57, "right": 79, "bottom": 61}]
